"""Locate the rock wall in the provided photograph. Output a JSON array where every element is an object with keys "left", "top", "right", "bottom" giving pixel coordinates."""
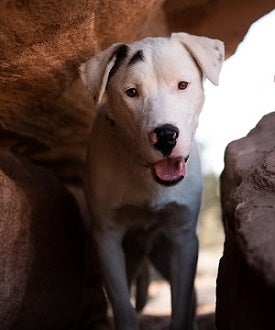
[
  {"left": 0, "top": 0, "right": 274, "bottom": 182},
  {"left": 0, "top": 153, "right": 88, "bottom": 329},
  {"left": 217, "top": 112, "right": 275, "bottom": 330},
  {"left": 164, "top": 0, "right": 275, "bottom": 55}
]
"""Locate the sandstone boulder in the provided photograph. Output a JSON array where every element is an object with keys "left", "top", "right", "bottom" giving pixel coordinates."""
[
  {"left": 0, "top": 153, "right": 85, "bottom": 329},
  {"left": 164, "top": 0, "right": 275, "bottom": 55},
  {"left": 217, "top": 112, "right": 275, "bottom": 330}
]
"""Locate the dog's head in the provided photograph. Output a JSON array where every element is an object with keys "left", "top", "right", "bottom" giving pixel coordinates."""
[{"left": 80, "top": 33, "right": 224, "bottom": 186}]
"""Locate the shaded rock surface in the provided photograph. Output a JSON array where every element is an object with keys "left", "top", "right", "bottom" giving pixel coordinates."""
[
  {"left": 217, "top": 112, "right": 275, "bottom": 330},
  {"left": 0, "top": 153, "right": 86, "bottom": 329},
  {"left": 164, "top": 0, "right": 275, "bottom": 55},
  {"left": 0, "top": 1, "right": 273, "bottom": 182}
]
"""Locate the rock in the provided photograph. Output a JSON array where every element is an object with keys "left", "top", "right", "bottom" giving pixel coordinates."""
[
  {"left": 0, "top": 1, "right": 273, "bottom": 182},
  {"left": 164, "top": 0, "right": 275, "bottom": 55},
  {"left": 217, "top": 112, "right": 275, "bottom": 330},
  {"left": 0, "top": 153, "right": 87, "bottom": 329}
]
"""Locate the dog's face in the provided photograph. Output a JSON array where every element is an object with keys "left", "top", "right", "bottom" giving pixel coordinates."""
[{"left": 80, "top": 33, "right": 224, "bottom": 186}]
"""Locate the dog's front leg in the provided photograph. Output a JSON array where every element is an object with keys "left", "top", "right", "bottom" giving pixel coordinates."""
[
  {"left": 167, "top": 208, "right": 199, "bottom": 330},
  {"left": 94, "top": 227, "right": 138, "bottom": 330}
]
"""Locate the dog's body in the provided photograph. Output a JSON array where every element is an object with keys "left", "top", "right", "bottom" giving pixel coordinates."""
[{"left": 80, "top": 33, "right": 224, "bottom": 330}]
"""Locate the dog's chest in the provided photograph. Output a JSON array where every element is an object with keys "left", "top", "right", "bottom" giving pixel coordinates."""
[
  {"left": 113, "top": 201, "right": 184, "bottom": 230},
  {"left": 114, "top": 204, "right": 158, "bottom": 228}
]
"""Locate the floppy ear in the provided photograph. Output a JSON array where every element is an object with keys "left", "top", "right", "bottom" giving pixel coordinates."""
[
  {"left": 79, "top": 43, "right": 127, "bottom": 106},
  {"left": 171, "top": 32, "right": 224, "bottom": 85}
]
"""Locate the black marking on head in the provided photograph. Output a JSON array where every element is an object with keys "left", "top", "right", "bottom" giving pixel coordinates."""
[
  {"left": 107, "top": 44, "right": 129, "bottom": 86},
  {"left": 128, "top": 50, "right": 144, "bottom": 66}
]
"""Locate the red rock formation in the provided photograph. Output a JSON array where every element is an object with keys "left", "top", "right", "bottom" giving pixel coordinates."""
[
  {"left": 0, "top": 153, "right": 86, "bottom": 329},
  {"left": 164, "top": 0, "right": 275, "bottom": 55},
  {"left": 217, "top": 112, "right": 275, "bottom": 330}
]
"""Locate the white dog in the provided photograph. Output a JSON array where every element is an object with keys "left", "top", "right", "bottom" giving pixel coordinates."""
[{"left": 80, "top": 32, "right": 224, "bottom": 330}]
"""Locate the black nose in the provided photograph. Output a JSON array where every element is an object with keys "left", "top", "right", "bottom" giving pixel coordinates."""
[{"left": 152, "top": 124, "right": 179, "bottom": 157}]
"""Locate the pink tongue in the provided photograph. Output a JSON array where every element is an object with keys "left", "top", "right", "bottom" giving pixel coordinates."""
[{"left": 153, "top": 157, "right": 186, "bottom": 182}]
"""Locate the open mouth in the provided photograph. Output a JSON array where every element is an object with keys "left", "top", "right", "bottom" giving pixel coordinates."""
[{"left": 150, "top": 156, "right": 186, "bottom": 186}]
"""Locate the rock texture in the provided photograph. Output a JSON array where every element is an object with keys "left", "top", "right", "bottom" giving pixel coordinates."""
[
  {"left": 0, "top": 152, "right": 85, "bottom": 329},
  {"left": 164, "top": 0, "right": 275, "bottom": 56},
  {"left": 217, "top": 112, "right": 275, "bottom": 330},
  {"left": 0, "top": 1, "right": 273, "bottom": 182}
]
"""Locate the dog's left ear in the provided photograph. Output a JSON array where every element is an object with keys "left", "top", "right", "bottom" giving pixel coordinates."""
[
  {"left": 171, "top": 32, "right": 224, "bottom": 85},
  {"left": 79, "top": 43, "right": 127, "bottom": 106}
]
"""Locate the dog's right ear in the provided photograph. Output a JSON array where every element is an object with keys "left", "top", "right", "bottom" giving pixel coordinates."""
[
  {"left": 79, "top": 43, "right": 128, "bottom": 106},
  {"left": 172, "top": 32, "right": 224, "bottom": 86}
]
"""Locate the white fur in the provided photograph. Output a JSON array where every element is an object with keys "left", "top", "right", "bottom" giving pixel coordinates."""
[{"left": 80, "top": 33, "right": 224, "bottom": 330}]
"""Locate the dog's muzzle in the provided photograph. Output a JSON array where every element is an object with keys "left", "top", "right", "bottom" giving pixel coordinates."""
[{"left": 148, "top": 124, "right": 187, "bottom": 186}]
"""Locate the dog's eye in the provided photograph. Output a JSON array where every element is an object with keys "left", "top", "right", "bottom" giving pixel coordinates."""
[
  {"left": 125, "top": 88, "right": 139, "bottom": 98},
  {"left": 178, "top": 81, "right": 189, "bottom": 90}
]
